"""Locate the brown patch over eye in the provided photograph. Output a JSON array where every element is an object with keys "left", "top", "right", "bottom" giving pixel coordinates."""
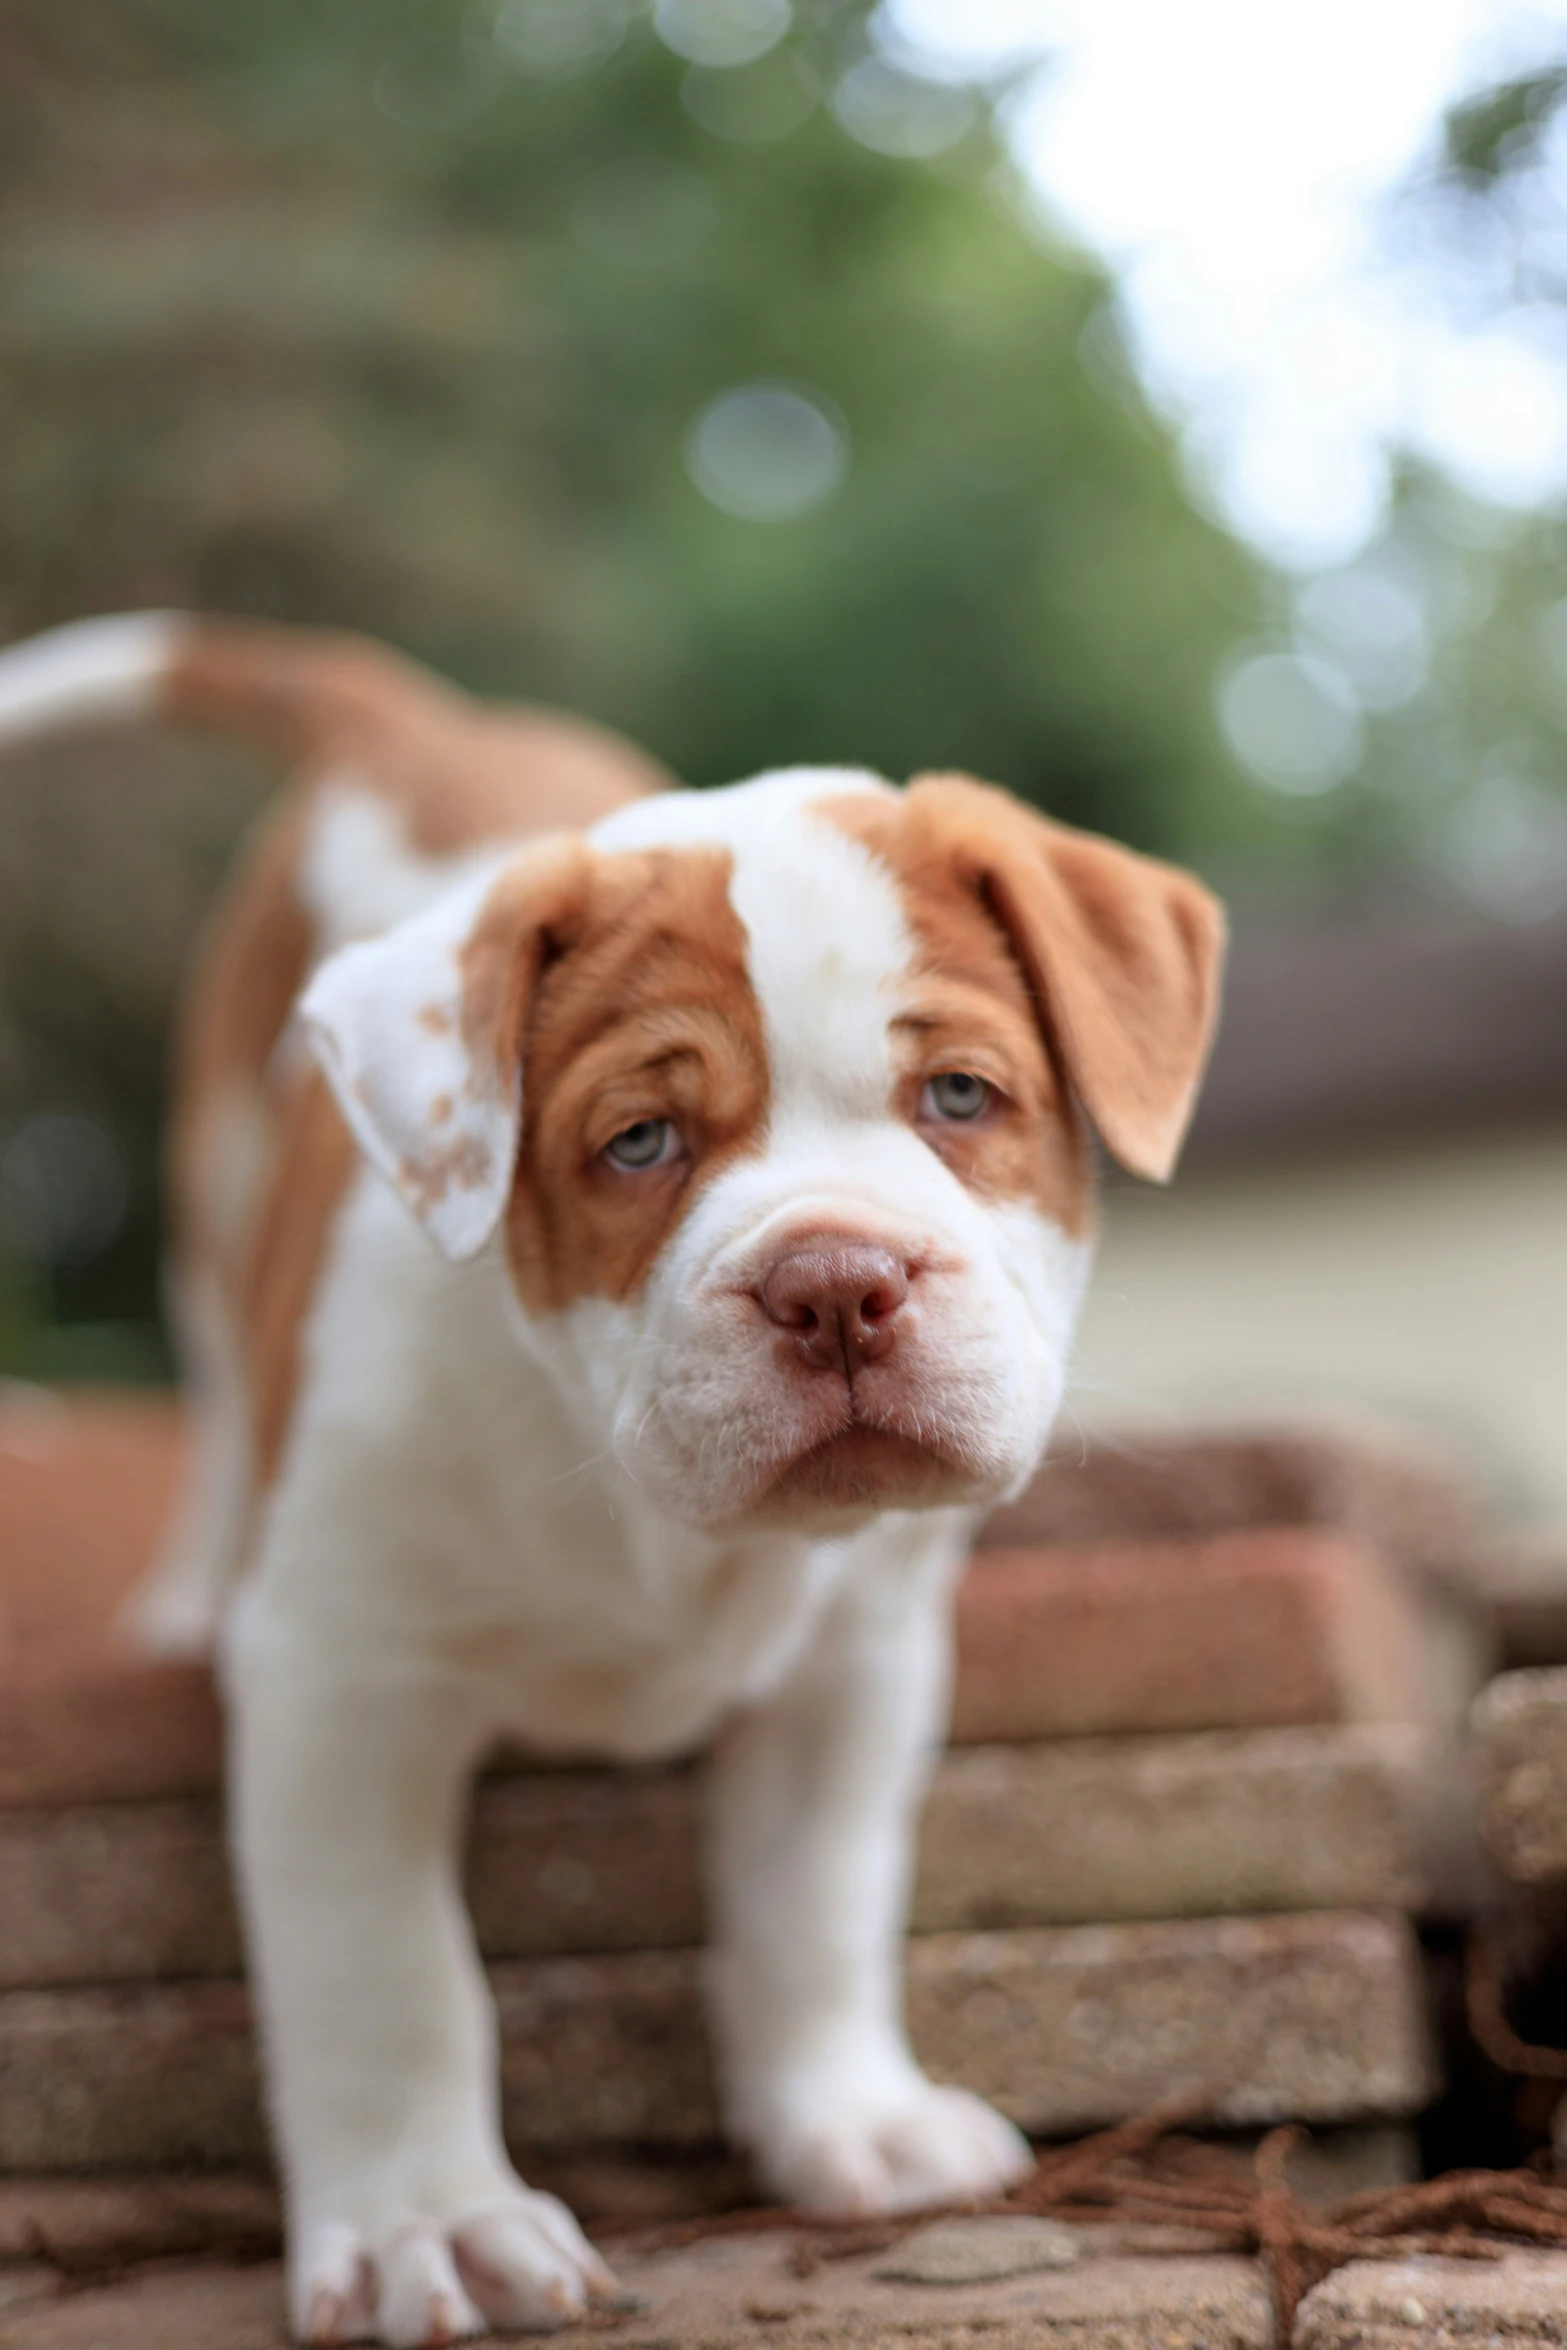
[
  {"left": 502, "top": 846, "right": 770, "bottom": 1313},
  {"left": 818, "top": 794, "right": 1096, "bottom": 1239}
]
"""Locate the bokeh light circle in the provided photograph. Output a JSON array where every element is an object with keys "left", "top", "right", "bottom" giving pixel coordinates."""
[
  {"left": 831, "top": 58, "right": 975, "bottom": 159},
  {"left": 654, "top": 0, "right": 790, "bottom": 69},
  {"left": 1216, "top": 650, "right": 1363, "bottom": 795},
  {"left": 685, "top": 384, "right": 848, "bottom": 520}
]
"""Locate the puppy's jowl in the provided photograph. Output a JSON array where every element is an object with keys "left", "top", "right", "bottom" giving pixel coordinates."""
[{"left": 0, "top": 616, "right": 1224, "bottom": 2346}]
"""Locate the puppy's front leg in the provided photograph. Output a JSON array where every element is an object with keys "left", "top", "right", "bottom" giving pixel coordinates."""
[
  {"left": 705, "top": 1527, "right": 1032, "bottom": 2217},
  {"left": 227, "top": 1590, "right": 615, "bottom": 2347}
]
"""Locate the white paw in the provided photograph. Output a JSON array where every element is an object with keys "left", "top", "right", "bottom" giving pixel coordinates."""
[
  {"left": 292, "top": 2186, "right": 620, "bottom": 2346},
  {"left": 759, "top": 2080, "right": 1033, "bottom": 2218}
]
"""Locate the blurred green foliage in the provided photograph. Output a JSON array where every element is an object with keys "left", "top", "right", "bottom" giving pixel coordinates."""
[
  {"left": 0, "top": 0, "right": 1268, "bottom": 1370},
  {"left": 0, "top": 0, "right": 1261, "bottom": 831}
]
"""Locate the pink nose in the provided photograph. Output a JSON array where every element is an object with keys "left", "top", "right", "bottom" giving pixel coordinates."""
[{"left": 758, "top": 1243, "right": 911, "bottom": 1373}]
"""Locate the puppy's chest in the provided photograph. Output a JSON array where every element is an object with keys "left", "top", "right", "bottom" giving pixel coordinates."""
[{"left": 427, "top": 1449, "right": 845, "bottom": 1757}]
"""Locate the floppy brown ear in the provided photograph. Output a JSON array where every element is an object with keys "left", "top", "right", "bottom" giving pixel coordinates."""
[{"left": 906, "top": 774, "right": 1226, "bottom": 1182}]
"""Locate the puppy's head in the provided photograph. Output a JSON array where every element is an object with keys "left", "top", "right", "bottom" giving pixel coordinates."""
[{"left": 303, "top": 770, "right": 1223, "bottom": 1529}]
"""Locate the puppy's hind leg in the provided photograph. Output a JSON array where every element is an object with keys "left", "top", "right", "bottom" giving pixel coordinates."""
[{"left": 128, "top": 1260, "right": 252, "bottom": 1657}]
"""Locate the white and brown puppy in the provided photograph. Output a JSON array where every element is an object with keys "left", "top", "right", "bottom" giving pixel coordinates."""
[{"left": 0, "top": 615, "right": 1224, "bottom": 2348}]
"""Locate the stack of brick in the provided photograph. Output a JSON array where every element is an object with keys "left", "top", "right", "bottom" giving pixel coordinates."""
[{"left": 0, "top": 1392, "right": 1482, "bottom": 2182}]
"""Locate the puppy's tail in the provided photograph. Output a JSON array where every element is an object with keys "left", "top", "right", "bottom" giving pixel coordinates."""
[{"left": 0, "top": 610, "right": 463, "bottom": 765}]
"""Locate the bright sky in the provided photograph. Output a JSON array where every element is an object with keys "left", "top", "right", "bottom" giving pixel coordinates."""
[{"left": 882, "top": 0, "right": 1567, "bottom": 570}]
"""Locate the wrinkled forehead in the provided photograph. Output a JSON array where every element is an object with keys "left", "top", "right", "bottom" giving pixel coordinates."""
[{"left": 590, "top": 768, "right": 917, "bottom": 1110}]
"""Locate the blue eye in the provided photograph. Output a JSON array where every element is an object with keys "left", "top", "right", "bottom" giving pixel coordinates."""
[
  {"left": 921, "top": 1072, "right": 992, "bottom": 1122},
  {"left": 604, "top": 1118, "right": 678, "bottom": 1170}
]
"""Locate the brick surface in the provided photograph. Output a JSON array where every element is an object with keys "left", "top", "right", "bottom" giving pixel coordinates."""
[
  {"left": 950, "top": 1531, "right": 1418, "bottom": 1743},
  {"left": 0, "top": 2239, "right": 1275, "bottom": 2350},
  {"left": 1296, "top": 2247, "right": 1567, "bottom": 2346},
  {"left": 0, "top": 1393, "right": 218, "bottom": 1810},
  {"left": 983, "top": 1422, "right": 1481, "bottom": 1584},
  {"left": 1473, "top": 1667, "right": 1567, "bottom": 1883},
  {"left": 0, "top": 2175, "right": 279, "bottom": 2269},
  {"left": 0, "top": 1912, "right": 1430, "bottom": 2171},
  {"left": 0, "top": 1393, "right": 187, "bottom": 1669},
  {"left": 0, "top": 1401, "right": 1437, "bottom": 1807},
  {"left": 0, "top": 1724, "right": 1425, "bottom": 1990}
]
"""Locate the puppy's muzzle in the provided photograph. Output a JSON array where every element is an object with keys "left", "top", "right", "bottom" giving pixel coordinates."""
[{"left": 757, "top": 1241, "right": 911, "bottom": 1376}]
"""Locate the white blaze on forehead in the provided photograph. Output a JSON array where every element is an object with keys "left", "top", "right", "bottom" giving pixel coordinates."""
[{"left": 591, "top": 767, "right": 914, "bottom": 1121}]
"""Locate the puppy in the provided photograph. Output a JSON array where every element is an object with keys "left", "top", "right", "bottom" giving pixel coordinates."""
[{"left": 0, "top": 615, "right": 1224, "bottom": 2348}]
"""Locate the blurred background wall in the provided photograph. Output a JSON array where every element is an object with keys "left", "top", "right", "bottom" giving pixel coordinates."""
[{"left": 2, "top": 0, "right": 1566, "bottom": 1522}]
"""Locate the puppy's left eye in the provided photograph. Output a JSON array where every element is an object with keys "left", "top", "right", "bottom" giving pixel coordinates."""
[
  {"left": 603, "top": 1118, "right": 680, "bottom": 1170},
  {"left": 920, "top": 1072, "right": 992, "bottom": 1122}
]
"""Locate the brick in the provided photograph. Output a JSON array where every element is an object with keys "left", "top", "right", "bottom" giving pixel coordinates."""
[
  {"left": 0, "top": 1655, "right": 221, "bottom": 1812},
  {"left": 1472, "top": 1667, "right": 1567, "bottom": 1883},
  {"left": 982, "top": 1423, "right": 1483, "bottom": 1584},
  {"left": 0, "top": 1912, "right": 1431, "bottom": 2172},
  {"left": 1296, "top": 2247, "right": 1567, "bottom": 2347},
  {"left": 0, "top": 2241, "right": 1275, "bottom": 2350},
  {"left": 950, "top": 1531, "right": 1419, "bottom": 1742},
  {"left": 0, "top": 1394, "right": 215, "bottom": 1810},
  {"left": 0, "top": 2176, "right": 278, "bottom": 2270},
  {"left": 916, "top": 1726, "right": 1426, "bottom": 1928},
  {"left": 0, "top": 1726, "right": 1426, "bottom": 1989},
  {"left": 0, "top": 1393, "right": 187, "bottom": 1670}
]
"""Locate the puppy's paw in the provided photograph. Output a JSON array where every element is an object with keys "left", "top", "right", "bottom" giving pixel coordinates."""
[
  {"left": 760, "top": 2080, "right": 1033, "bottom": 2218},
  {"left": 293, "top": 2187, "right": 620, "bottom": 2347}
]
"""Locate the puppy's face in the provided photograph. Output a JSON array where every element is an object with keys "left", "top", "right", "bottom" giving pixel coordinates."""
[{"left": 305, "top": 771, "right": 1223, "bottom": 1531}]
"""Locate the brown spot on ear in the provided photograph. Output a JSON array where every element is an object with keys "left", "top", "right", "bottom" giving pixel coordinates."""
[
  {"left": 397, "top": 1132, "right": 497, "bottom": 1220},
  {"left": 495, "top": 846, "right": 769, "bottom": 1313},
  {"left": 822, "top": 777, "right": 1224, "bottom": 1189}
]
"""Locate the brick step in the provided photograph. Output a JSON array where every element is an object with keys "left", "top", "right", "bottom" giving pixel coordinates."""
[
  {"left": 0, "top": 1912, "right": 1431, "bottom": 2173},
  {"left": 12, "top": 2237, "right": 1567, "bottom": 2350},
  {"left": 1471, "top": 1665, "right": 1567, "bottom": 1883},
  {"left": 0, "top": 1725, "right": 1426, "bottom": 1990},
  {"left": 0, "top": 2239, "right": 1277, "bottom": 2350},
  {"left": 0, "top": 1402, "right": 1428, "bottom": 1806}
]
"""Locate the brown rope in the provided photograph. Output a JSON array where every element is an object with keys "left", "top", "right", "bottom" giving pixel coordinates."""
[{"left": 1467, "top": 1926, "right": 1567, "bottom": 2081}]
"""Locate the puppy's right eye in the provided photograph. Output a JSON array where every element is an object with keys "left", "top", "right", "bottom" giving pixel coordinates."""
[
  {"left": 603, "top": 1118, "right": 679, "bottom": 1171},
  {"left": 920, "top": 1071, "right": 993, "bottom": 1122}
]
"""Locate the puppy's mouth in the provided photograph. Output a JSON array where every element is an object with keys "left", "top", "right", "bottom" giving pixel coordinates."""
[
  {"left": 749, "top": 1383, "right": 985, "bottom": 1518},
  {"left": 763, "top": 1424, "right": 959, "bottom": 1510}
]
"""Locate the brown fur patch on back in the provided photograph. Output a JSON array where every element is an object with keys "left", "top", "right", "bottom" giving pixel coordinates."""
[
  {"left": 819, "top": 793, "right": 1096, "bottom": 1238},
  {"left": 498, "top": 847, "right": 770, "bottom": 1313},
  {"left": 165, "top": 621, "right": 672, "bottom": 857},
  {"left": 238, "top": 1070, "right": 358, "bottom": 1488}
]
